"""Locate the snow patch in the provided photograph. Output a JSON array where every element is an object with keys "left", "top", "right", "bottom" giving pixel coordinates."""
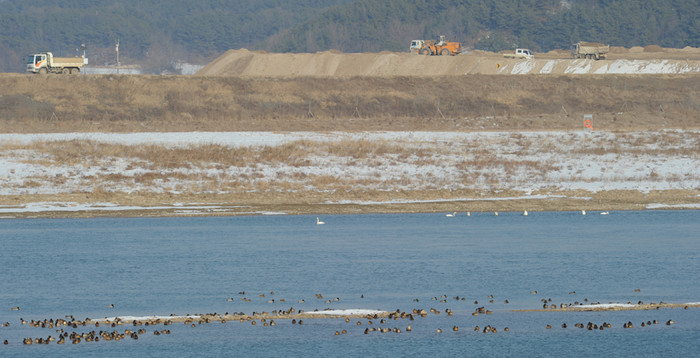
[{"left": 305, "top": 309, "right": 387, "bottom": 316}]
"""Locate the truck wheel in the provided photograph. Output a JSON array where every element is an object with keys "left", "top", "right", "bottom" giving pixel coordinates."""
[
  {"left": 39, "top": 68, "right": 47, "bottom": 75},
  {"left": 62, "top": 68, "right": 70, "bottom": 75},
  {"left": 440, "top": 49, "right": 451, "bottom": 56},
  {"left": 420, "top": 48, "right": 431, "bottom": 55},
  {"left": 70, "top": 68, "right": 80, "bottom": 75}
]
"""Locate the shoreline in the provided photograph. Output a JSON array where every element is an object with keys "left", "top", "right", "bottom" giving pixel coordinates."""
[{"left": 0, "top": 191, "right": 698, "bottom": 219}]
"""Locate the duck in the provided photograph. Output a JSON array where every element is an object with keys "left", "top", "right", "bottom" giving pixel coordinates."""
[
  {"left": 446, "top": 212, "right": 456, "bottom": 217},
  {"left": 600, "top": 211, "right": 609, "bottom": 215},
  {"left": 316, "top": 217, "right": 325, "bottom": 225}
]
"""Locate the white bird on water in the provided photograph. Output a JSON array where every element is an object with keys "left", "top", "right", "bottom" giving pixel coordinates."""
[
  {"left": 316, "top": 217, "right": 325, "bottom": 225},
  {"left": 581, "top": 210, "right": 586, "bottom": 215},
  {"left": 466, "top": 212, "right": 471, "bottom": 217},
  {"left": 446, "top": 212, "right": 456, "bottom": 217},
  {"left": 523, "top": 210, "right": 528, "bottom": 216},
  {"left": 600, "top": 211, "right": 609, "bottom": 215}
]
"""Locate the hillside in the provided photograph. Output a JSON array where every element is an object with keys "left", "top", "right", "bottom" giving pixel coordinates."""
[
  {"left": 1, "top": 0, "right": 699, "bottom": 73},
  {"left": 0, "top": 0, "right": 351, "bottom": 73},
  {"left": 268, "top": 0, "right": 700, "bottom": 53}
]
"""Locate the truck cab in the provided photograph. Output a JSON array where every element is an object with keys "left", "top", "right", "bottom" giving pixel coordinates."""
[
  {"left": 27, "top": 53, "right": 48, "bottom": 73},
  {"left": 410, "top": 40, "right": 425, "bottom": 53},
  {"left": 516, "top": 49, "right": 533, "bottom": 59}
]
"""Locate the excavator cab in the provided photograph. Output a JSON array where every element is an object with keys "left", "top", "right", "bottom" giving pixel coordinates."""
[{"left": 437, "top": 35, "right": 446, "bottom": 46}]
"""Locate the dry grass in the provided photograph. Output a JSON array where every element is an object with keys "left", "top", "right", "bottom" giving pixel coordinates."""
[{"left": 0, "top": 74, "right": 699, "bottom": 133}]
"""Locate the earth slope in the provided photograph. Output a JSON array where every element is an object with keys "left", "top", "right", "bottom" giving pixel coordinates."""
[{"left": 196, "top": 47, "right": 700, "bottom": 76}]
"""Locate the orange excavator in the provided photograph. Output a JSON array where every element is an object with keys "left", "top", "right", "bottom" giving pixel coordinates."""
[{"left": 419, "top": 35, "right": 462, "bottom": 56}]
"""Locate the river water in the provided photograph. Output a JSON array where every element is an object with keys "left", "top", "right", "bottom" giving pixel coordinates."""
[{"left": 1, "top": 210, "right": 698, "bottom": 356}]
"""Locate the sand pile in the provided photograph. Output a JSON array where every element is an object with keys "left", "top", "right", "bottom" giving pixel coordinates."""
[{"left": 197, "top": 48, "right": 700, "bottom": 77}]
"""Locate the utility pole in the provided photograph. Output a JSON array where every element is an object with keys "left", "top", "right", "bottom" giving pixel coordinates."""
[
  {"left": 116, "top": 39, "right": 120, "bottom": 74},
  {"left": 81, "top": 43, "right": 87, "bottom": 75}
]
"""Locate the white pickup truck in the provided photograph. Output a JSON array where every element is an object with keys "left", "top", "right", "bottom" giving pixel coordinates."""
[{"left": 503, "top": 48, "right": 534, "bottom": 59}]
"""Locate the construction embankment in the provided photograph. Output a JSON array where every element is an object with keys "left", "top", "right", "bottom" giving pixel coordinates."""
[{"left": 197, "top": 47, "right": 700, "bottom": 77}]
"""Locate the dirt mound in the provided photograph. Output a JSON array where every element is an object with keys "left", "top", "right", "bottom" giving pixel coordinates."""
[
  {"left": 644, "top": 45, "right": 665, "bottom": 52},
  {"left": 610, "top": 46, "right": 629, "bottom": 53},
  {"left": 196, "top": 49, "right": 700, "bottom": 77}
]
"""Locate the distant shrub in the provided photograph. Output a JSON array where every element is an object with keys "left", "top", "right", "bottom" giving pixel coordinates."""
[{"left": 0, "top": 94, "right": 55, "bottom": 121}]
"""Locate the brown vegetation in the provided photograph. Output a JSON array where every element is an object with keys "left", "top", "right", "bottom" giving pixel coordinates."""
[{"left": 0, "top": 74, "right": 698, "bottom": 133}]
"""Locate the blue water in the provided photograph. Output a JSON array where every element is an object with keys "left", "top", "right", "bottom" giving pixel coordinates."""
[{"left": 1, "top": 210, "right": 699, "bottom": 356}]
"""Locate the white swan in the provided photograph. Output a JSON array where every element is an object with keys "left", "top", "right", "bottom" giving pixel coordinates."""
[
  {"left": 316, "top": 217, "right": 325, "bottom": 225},
  {"left": 600, "top": 211, "right": 609, "bottom": 215},
  {"left": 523, "top": 210, "right": 528, "bottom": 216},
  {"left": 581, "top": 210, "right": 586, "bottom": 215},
  {"left": 494, "top": 211, "right": 499, "bottom": 216},
  {"left": 446, "top": 212, "right": 456, "bottom": 217},
  {"left": 466, "top": 212, "right": 471, "bottom": 217}
]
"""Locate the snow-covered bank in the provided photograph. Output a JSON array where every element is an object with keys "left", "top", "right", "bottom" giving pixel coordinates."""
[
  {"left": 501, "top": 59, "right": 700, "bottom": 75},
  {"left": 0, "top": 131, "right": 698, "bottom": 214}
]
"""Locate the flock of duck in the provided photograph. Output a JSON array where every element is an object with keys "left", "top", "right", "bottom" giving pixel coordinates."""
[{"left": 3, "top": 289, "right": 688, "bottom": 346}]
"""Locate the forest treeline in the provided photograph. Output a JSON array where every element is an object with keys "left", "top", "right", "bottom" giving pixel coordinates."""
[{"left": 0, "top": 0, "right": 698, "bottom": 73}]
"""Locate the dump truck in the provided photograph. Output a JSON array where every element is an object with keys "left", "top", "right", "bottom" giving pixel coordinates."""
[
  {"left": 27, "top": 52, "right": 86, "bottom": 74},
  {"left": 571, "top": 42, "right": 609, "bottom": 60},
  {"left": 419, "top": 36, "right": 462, "bottom": 56},
  {"left": 503, "top": 48, "right": 534, "bottom": 59}
]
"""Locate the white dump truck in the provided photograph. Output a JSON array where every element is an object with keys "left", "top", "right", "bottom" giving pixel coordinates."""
[
  {"left": 571, "top": 42, "right": 609, "bottom": 60},
  {"left": 503, "top": 48, "right": 534, "bottom": 59},
  {"left": 27, "top": 52, "right": 86, "bottom": 74}
]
